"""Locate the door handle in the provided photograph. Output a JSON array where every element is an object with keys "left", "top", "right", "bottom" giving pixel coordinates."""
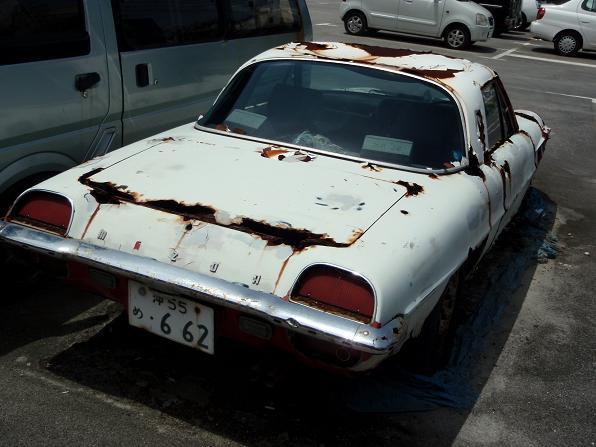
[
  {"left": 136, "top": 63, "right": 150, "bottom": 87},
  {"left": 75, "top": 72, "right": 100, "bottom": 92},
  {"left": 579, "top": 20, "right": 590, "bottom": 23}
]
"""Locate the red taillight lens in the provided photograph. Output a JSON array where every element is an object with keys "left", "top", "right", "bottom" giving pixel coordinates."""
[
  {"left": 537, "top": 7, "right": 545, "bottom": 19},
  {"left": 8, "top": 191, "right": 72, "bottom": 236},
  {"left": 291, "top": 266, "right": 375, "bottom": 323}
]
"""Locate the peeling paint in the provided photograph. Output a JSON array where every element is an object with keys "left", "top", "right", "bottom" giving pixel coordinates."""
[
  {"left": 78, "top": 171, "right": 364, "bottom": 250},
  {"left": 393, "top": 180, "right": 424, "bottom": 196}
]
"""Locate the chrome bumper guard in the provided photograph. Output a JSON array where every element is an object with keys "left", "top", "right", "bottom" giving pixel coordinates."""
[{"left": 0, "top": 222, "right": 405, "bottom": 354}]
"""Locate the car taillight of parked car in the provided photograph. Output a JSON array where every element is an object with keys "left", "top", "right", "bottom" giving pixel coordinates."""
[
  {"left": 290, "top": 265, "right": 375, "bottom": 324},
  {"left": 537, "top": 7, "right": 545, "bottom": 19},
  {"left": 7, "top": 191, "right": 72, "bottom": 236}
]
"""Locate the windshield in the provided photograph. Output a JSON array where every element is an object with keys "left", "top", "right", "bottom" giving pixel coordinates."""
[{"left": 198, "top": 60, "right": 465, "bottom": 170}]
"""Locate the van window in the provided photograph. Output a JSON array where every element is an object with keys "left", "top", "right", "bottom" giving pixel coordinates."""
[
  {"left": 228, "top": 0, "right": 301, "bottom": 38},
  {"left": 582, "top": 0, "right": 596, "bottom": 12},
  {"left": 112, "top": 0, "right": 223, "bottom": 51},
  {"left": 0, "top": 0, "right": 89, "bottom": 66}
]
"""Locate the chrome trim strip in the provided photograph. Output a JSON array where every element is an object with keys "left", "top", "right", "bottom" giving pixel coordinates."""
[{"left": 0, "top": 222, "right": 405, "bottom": 354}]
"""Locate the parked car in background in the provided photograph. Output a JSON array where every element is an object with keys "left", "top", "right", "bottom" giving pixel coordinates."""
[
  {"left": 0, "top": 42, "right": 550, "bottom": 373},
  {"left": 476, "top": 0, "right": 522, "bottom": 33},
  {"left": 0, "top": 0, "right": 312, "bottom": 212},
  {"left": 340, "top": 0, "right": 494, "bottom": 49},
  {"left": 531, "top": 0, "right": 596, "bottom": 55},
  {"left": 518, "top": 0, "right": 541, "bottom": 29}
]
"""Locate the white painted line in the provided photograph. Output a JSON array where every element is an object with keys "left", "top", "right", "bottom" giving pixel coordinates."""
[
  {"left": 492, "top": 48, "right": 518, "bottom": 59},
  {"left": 507, "top": 53, "right": 596, "bottom": 68},
  {"left": 544, "top": 91, "right": 596, "bottom": 102},
  {"left": 315, "top": 22, "right": 338, "bottom": 26}
]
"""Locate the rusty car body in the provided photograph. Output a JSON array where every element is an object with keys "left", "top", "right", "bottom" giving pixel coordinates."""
[{"left": 0, "top": 42, "right": 549, "bottom": 372}]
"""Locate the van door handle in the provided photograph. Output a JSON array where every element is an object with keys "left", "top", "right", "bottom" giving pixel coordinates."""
[
  {"left": 136, "top": 64, "right": 150, "bottom": 87},
  {"left": 75, "top": 72, "right": 101, "bottom": 92}
]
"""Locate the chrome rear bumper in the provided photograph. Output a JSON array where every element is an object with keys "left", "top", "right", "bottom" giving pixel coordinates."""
[{"left": 0, "top": 222, "right": 406, "bottom": 355}]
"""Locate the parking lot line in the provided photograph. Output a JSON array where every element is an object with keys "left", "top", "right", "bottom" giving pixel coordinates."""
[
  {"left": 507, "top": 53, "right": 596, "bottom": 68},
  {"left": 545, "top": 91, "right": 596, "bottom": 103},
  {"left": 492, "top": 48, "right": 518, "bottom": 60},
  {"left": 315, "top": 23, "right": 338, "bottom": 26}
]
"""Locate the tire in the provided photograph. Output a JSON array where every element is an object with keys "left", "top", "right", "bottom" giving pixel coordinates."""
[
  {"left": 516, "top": 13, "right": 529, "bottom": 31},
  {"left": 343, "top": 11, "right": 367, "bottom": 36},
  {"left": 554, "top": 32, "right": 581, "bottom": 56},
  {"left": 403, "top": 274, "right": 460, "bottom": 375},
  {"left": 443, "top": 25, "right": 471, "bottom": 50}
]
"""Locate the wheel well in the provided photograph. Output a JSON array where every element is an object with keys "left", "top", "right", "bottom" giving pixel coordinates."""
[
  {"left": 554, "top": 29, "right": 583, "bottom": 47},
  {"left": 0, "top": 171, "right": 58, "bottom": 215},
  {"left": 442, "top": 22, "right": 470, "bottom": 38},
  {"left": 342, "top": 8, "right": 365, "bottom": 21}
]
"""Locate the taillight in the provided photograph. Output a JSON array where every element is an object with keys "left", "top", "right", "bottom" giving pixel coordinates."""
[
  {"left": 537, "top": 7, "right": 545, "bottom": 19},
  {"left": 7, "top": 191, "right": 72, "bottom": 236},
  {"left": 290, "top": 266, "right": 375, "bottom": 323}
]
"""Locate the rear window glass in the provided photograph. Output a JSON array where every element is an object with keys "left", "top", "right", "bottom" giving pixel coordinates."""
[
  {"left": 199, "top": 60, "right": 465, "bottom": 170},
  {"left": 228, "top": 0, "right": 301, "bottom": 38},
  {"left": 0, "top": 0, "right": 89, "bottom": 65},
  {"left": 112, "top": 0, "right": 222, "bottom": 51}
]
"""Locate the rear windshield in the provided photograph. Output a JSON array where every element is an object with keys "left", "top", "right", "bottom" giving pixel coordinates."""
[{"left": 198, "top": 60, "right": 465, "bottom": 170}]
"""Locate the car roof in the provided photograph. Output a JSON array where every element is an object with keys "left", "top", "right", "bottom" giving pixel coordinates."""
[{"left": 247, "top": 42, "right": 496, "bottom": 94}]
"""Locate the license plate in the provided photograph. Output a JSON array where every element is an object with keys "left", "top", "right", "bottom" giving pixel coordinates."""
[{"left": 128, "top": 281, "right": 214, "bottom": 354}]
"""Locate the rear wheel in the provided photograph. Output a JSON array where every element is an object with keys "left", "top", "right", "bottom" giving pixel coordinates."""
[
  {"left": 554, "top": 32, "right": 581, "bottom": 56},
  {"left": 443, "top": 25, "right": 471, "bottom": 50},
  {"left": 344, "top": 11, "right": 367, "bottom": 36},
  {"left": 403, "top": 274, "right": 461, "bottom": 375}
]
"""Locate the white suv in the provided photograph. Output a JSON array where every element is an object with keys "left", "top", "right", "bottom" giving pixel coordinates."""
[{"left": 531, "top": 0, "right": 596, "bottom": 55}]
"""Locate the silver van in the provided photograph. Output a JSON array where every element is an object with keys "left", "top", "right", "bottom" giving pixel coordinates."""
[
  {"left": 0, "top": 0, "right": 312, "bottom": 210},
  {"left": 339, "top": 0, "right": 493, "bottom": 49}
]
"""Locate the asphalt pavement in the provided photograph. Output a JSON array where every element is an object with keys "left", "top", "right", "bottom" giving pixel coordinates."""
[{"left": 1, "top": 2, "right": 595, "bottom": 446}]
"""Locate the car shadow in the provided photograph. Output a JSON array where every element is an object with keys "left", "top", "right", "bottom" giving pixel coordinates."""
[
  {"left": 0, "top": 256, "right": 117, "bottom": 357},
  {"left": 493, "top": 31, "right": 534, "bottom": 41},
  {"left": 348, "top": 31, "right": 498, "bottom": 54},
  {"left": 530, "top": 46, "right": 596, "bottom": 61},
  {"left": 44, "top": 188, "right": 558, "bottom": 446}
]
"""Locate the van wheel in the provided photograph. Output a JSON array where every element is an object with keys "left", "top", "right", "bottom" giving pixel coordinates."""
[
  {"left": 444, "top": 25, "right": 471, "bottom": 49},
  {"left": 554, "top": 32, "right": 581, "bottom": 56},
  {"left": 344, "top": 12, "right": 367, "bottom": 35},
  {"left": 404, "top": 274, "right": 460, "bottom": 375}
]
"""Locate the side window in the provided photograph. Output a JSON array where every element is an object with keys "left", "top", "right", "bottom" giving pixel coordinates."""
[
  {"left": 481, "top": 83, "right": 504, "bottom": 150},
  {"left": 112, "top": 0, "right": 222, "bottom": 52},
  {"left": 1, "top": 0, "right": 89, "bottom": 66},
  {"left": 495, "top": 79, "right": 517, "bottom": 139},
  {"left": 228, "top": 0, "right": 301, "bottom": 38},
  {"left": 581, "top": 0, "right": 596, "bottom": 12}
]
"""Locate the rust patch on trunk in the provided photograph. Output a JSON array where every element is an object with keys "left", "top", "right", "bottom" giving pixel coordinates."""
[
  {"left": 259, "top": 146, "right": 290, "bottom": 158},
  {"left": 81, "top": 204, "right": 101, "bottom": 239},
  {"left": 348, "top": 43, "right": 427, "bottom": 58},
  {"left": 361, "top": 162, "right": 382, "bottom": 172},
  {"left": 78, "top": 170, "right": 356, "bottom": 250},
  {"left": 428, "top": 173, "right": 439, "bottom": 179},
  {"left": 394, "top": 180, "right": 423, "bottom": 196}
]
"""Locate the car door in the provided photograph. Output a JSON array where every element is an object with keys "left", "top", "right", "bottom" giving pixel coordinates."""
[
  {"left": 0, "top": 0, "right": 110, "bottom": 187},
  {"left": 578, "top": 0, "right": 596, "bottom": 49},
  {"left": 363, "top": 0, "right": 399, "bottom": 30},
  {"left": 111, "top": 0, "right": 235, "bottom": 146},
  {"left": 396, "top": 0, "right": 446, "bottom": 36},
  {"left": 480, "top": 80, "right": 536, "bottom": 244}
]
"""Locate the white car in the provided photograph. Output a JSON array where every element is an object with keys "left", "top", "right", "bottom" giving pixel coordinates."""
[
  {"left": 0, "top": 42, "right": 549, "bottom": 373},
  {"left": 518, "top": 0, "right": 541, "bottom": 29},
  {"left": 340, "top": 0, "right": 494, "bottom": 49},
  {"left": 531, "top": 0, "right": 596, "bottom": 55}
]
